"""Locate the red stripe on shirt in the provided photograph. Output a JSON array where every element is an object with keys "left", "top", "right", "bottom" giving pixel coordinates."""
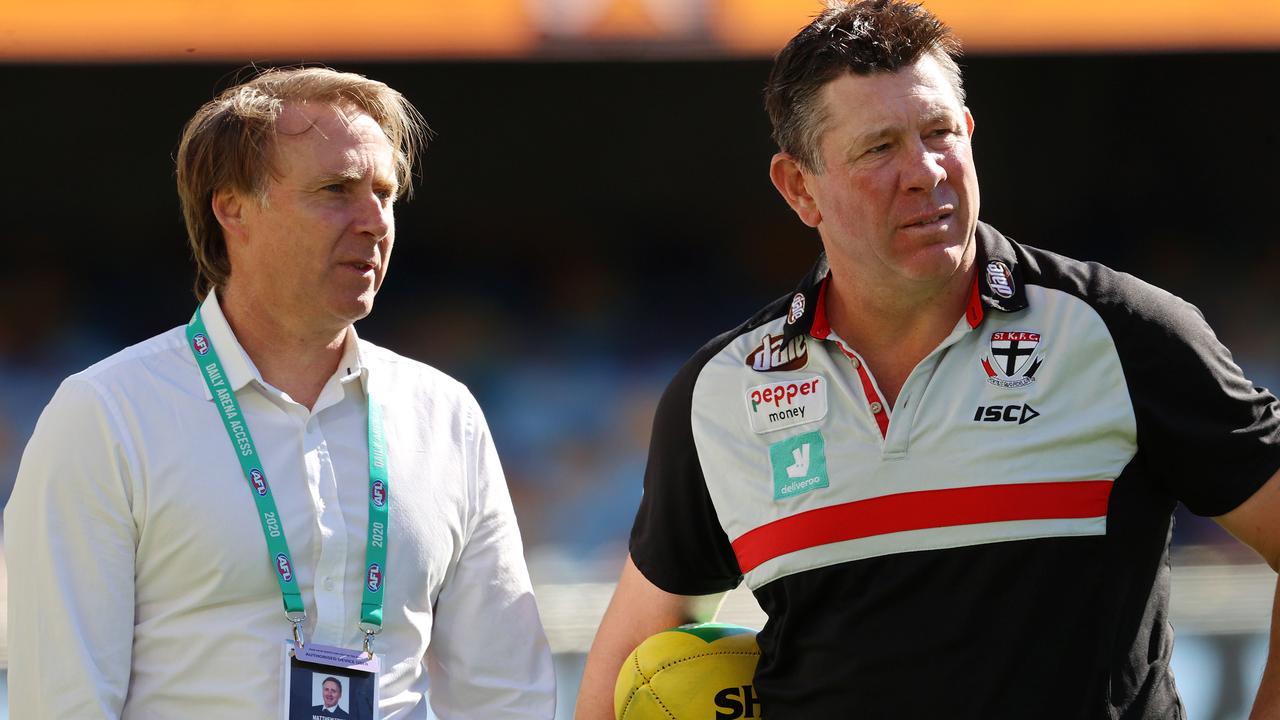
[
  {"left": 853, "top": 359, "right": 890, "bottom": 438},
  {"left": 811, "top": 273, "right": 832, "bottom": 340},
  {"left": 731, "top": 480, "right": 1113, "bottom": 573},
  {"left": 965, "top": 270, "right": 984, "bottom": 328}
]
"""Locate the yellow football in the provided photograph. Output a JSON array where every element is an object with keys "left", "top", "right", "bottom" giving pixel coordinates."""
[{"left": 614, "top": 622, "right": 763, "bottom": 719}]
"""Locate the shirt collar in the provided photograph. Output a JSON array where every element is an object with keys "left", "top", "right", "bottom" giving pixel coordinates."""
[
  {"left": 195, "top": 289, "right": 259, "bottom": 401},
  {"left": 329, "top": 324, "right": 369, "bottom": 400},
  {"left": 973, "top": 221, "right": 1029, "bottom": 314},
  {"left": 779, "top": 252, "right": 830, "bottom": 345},
  {"left": 195, "top": 289, "right": 369, "bottom": 401},
  {"left": 781, "top": 221, "right": 1028, "bottom": 344}
]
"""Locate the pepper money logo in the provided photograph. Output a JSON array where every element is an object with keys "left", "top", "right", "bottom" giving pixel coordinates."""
[
  {"left": 981, "top": 330, "right": 1044, "bottom": 389},
  {"left": 371, "top": 479, "right": 387, "bottom": 507},
  {"left": 746, "top": 376, "right": 827, "bottom": 434},
  {"left": 249, "top": 468, "right": 269, "bottom": 496},
  {"left": 191, "top": 333, "right": 211, "bottom": 356},
  {"left": 367, "top": 563, "right": 384, "bottom": 593},
  {"left": 276, "top": 553, "right": 293, "bottom": 583},
  {"left": 745, "top": 333, "right": 807, "bottom": 372}
]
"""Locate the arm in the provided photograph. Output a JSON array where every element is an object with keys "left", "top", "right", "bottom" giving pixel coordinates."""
[
  {"left": 425, "top": 399, "right": 555, "bottom": 719},
  {"left": 575, "top": 555, "right": 725, "bottom": 720},
  {"left": 1214, "top": 467, "right": 1280, "bottom": 720},
  {"left": 3, "top": 378, "right": 138, "bottom": 718},
  {"left": 576, "top": 343, "right": 743, "bottom": 719}
]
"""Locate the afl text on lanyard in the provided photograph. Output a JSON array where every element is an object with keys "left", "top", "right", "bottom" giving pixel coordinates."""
[{"left": 185, "top": 306, "right": 389, "bottom": 655}]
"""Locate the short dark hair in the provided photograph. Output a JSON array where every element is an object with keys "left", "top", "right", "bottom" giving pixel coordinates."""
[
  {"left": 322, "top": 676, "right": 342, "bottom": 691},
  {"left": 764, "top": 0, "right": 964, "bottom": 172}
]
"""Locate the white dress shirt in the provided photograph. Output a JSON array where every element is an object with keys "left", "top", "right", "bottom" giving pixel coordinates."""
[{"left": 4, "top": 291, "right": 555, "bottom": 719}]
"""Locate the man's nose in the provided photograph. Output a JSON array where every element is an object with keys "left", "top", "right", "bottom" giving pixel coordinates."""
[
  {"left": 354, "top": 192, "right": 393, "bottom": 238},
  {"left": 900, "top": 141, "right": 947, "bottom": 192}
]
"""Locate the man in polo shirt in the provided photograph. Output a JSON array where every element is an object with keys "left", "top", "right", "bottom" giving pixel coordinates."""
[
  {"left": 6, "top": 67, "right": 554, "bottom": 718},
  {"left": 576, "top": 2, "right": 1280, "bottom": 717}
]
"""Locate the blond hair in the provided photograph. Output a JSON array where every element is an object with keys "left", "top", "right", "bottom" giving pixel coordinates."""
[{"left": 175, "top": 67, "right": 429, "bottom": 299}]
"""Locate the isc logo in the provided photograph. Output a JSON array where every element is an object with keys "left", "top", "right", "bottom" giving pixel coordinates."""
[
  {"left": 714, "top": 684, "right": 762, "bottom": 719},
  {"left": 276, "top": 554, "right": 293, "bottom": 582},
  {"left": 367, "top": 563, "right": 383, "bottom": 593},
  {"left": 191, "top": 333, "right": 211, "bottom": 356},
  {"left": 973, "top": 404, "right": 1040, "bottom": 425},
  {"left": 371, "top": 480, "right": 387, "bottom": 507},
  {"left": 249, "top": 468, "right": 269, "bottom": 496}
]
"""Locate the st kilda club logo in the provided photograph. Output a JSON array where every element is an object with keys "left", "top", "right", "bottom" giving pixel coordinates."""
[{"left": 981, "top": 330, "right": 1044, "bottom": 389}]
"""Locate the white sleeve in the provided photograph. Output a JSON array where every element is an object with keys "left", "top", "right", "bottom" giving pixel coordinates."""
[
  {"left": 3, "top": 377, "right": 138, "bottom": 718},
  {"left": 425, "top": 397, "right": 555, "bottom": 719}
]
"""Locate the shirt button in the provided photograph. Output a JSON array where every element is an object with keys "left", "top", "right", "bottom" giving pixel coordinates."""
[
  {"left": 849, "top": 357, "right": 860, "bottom": 369},
  {"left": 869, "top": 401, "right": 883, "bottom": 414},
  {"left": 323, "top": 578, "right": 336, "bottom": 591}
]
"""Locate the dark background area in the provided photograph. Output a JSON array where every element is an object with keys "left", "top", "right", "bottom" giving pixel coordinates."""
[
  {"left": 2, "top": 53, "right": 1277, "bottom": 557},
  {"left": 2, "top": 51, "right": 1277, "bottom": 720}
]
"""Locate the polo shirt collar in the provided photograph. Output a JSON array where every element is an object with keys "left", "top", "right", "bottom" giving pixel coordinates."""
[
  {"left": 781, "top": 221, "right": 1029, "bottom": 345},
  {"left": 779, "top": 252, "right": 830, "bottom": 345},
  {"left": 974, "top": 221, "right": 1029, "bottom": 315},
  {"left": 195, "top": 289, "right": 368, "bottom": 401}
]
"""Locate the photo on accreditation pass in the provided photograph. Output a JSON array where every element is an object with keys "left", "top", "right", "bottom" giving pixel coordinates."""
[{"left": 284, "top": 656, "right": 376, "bottom": 720}]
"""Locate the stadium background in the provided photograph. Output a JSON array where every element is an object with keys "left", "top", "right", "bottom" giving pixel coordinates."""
[{"left": 2, "top": 1, "right": 1278, "bottom": 717}]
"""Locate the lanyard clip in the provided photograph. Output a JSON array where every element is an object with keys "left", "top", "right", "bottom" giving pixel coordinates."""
[
  {"left": 287, "top": 611, "right": 308, "bottom": 649},
  {"left": 358, "top": 622, "right": 381, "bottom": 658}
]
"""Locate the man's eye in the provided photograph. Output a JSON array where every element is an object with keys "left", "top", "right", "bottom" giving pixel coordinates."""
[
  {"left": 322, "top": 183, "right": 346, "bottom": 193},
  {"left": 375, "top": 188, "right": 394, "bottom": 201},
  {"left": 866, "top": 143, "right": 890, "bottom": 155}
]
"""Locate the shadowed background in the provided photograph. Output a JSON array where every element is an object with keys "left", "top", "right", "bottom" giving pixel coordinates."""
[{"left": 2, "top": 1, "right": 1278, "bottom": 717}]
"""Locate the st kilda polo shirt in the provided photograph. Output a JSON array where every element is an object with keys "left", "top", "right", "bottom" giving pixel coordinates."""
[{"left": 630, "top": 222, "right": 1280, "bottom": 719}]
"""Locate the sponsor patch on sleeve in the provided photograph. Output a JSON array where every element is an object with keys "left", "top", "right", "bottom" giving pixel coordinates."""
[{"left": 745, "top": 375, "right": 828, "bottom": 434}]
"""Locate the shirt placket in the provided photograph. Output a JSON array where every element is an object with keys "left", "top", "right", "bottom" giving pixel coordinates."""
[
  {"left": 306, "top": 410, "right": 349, "bottom": 644},
  {"left": 823, "top": 316, "right": 978, "bottom": 458},
  {"left": 823, "top": 334, "right": 892, "bottom": 440}
]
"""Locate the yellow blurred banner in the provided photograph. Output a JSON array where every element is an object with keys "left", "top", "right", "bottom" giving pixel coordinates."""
[
  {"left": 0, "top": 0, "right": 538, "bottom": 60},
  {"left": 718, "top": 0, "right": 1280, "bottom": 53},
  {"left": 3, "top": 0, "right": 1279, "bottom": 61}
]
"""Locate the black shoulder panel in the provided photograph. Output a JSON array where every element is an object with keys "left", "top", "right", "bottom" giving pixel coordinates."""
[
  {"left": 629, "top": 292, "right": 794, "bottom": 594},
  {"left": 1012, "top": 237, "right": 1280, "bottom": 516}
]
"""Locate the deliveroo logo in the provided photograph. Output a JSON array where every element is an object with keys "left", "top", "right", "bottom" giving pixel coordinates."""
[{"left": 769, "top": 431, "right": 828, "bottom": 500}]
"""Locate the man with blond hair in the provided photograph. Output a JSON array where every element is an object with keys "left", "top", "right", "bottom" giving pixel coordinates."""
[
  {"left": 6, "top": 67, "right": 554, "bottom": 718},
  {"left": 578, "top": 1, "right": 1280, "bottom": 718}
]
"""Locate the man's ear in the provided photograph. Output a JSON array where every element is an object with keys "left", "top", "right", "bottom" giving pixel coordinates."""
[
  {"left": 769, "top": 152, "right": 822, "bottom": 228},
  {"left": 210, "top": 188, "right": 249, "bottom": 241},
  {"left": 965, "top": 107, "right": 975, "bottom": 138}
]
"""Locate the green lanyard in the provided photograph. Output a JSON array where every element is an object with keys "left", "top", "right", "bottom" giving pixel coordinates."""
[{"left": 186, "top": 306, "right": 389, "bottom": 649}]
